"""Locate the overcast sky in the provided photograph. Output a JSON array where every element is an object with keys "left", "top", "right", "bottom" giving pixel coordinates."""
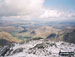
[{"left": 0, "top": 0, "right": 75, "bottom": 21}]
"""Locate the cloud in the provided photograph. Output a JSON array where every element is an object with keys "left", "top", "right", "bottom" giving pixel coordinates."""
[
  {"left": 40, "top": 9, "right": 75, "bottom": 20},
  {"left": 40, "top": 9, "right": 63, "bottom": 18},
  {"left": 0, "top": 0, "right": 75, "bottom": 21},
  {"left": 0, "top": 0, "right": 44, "bottom": 17}
]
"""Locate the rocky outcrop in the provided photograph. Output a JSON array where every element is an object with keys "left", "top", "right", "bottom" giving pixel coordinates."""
[{"left": 63, "top": 29, "right": 75, "bottom": 43}]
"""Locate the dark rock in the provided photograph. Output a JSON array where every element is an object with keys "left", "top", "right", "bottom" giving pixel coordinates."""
[
  {"left": 63, "top": 29, "right": 75, "bottom": 44},
  {"left": 12, "top": 48, "right": 24, "bottom": 54}
]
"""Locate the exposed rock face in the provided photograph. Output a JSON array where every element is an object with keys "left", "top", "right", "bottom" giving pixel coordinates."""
[
  {"left": 0, "top": 39, "right": 8, "bottom": 47},
  {"left": 28, "top": 42, "right": 55, "bottom": 56},
  {"left": 12, "top": 48, "right": 24, "bottom": 54},
  {"left": 0, "top": 39, "right": 75, "bottom": 57},
  {"left": 63, "top": 29, "right": 75, "bottom": 43}
]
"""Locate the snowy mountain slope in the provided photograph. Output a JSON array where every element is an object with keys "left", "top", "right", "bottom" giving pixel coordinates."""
[{"left": 2, "top": 39, "right": 75, "bottom": 57}]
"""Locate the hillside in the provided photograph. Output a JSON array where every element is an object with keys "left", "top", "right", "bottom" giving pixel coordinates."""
[
  {"left": 31, "top": 26, "right": 58, "bottom": 37},
  {"left": 14, "top": 26, "right": 75, "bottom": 41},
  {"left": 14, "top": 26, "right": 60, "bottom": 39},
  {"left": 0, "top": 32, "right": 22, "bottom": 47},
  {"left": 63, "top": 28, "right": 75, "bottom": 43},
  {"left": 0, "top": 25, "right": 74, "bottom": 45}
]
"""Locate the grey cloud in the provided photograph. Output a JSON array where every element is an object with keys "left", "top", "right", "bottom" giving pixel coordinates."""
[
  {"left": 0, "top": 0, "right": 75, "bottom": 21},
  {"left": 0, "top": 0, "right": 44, "bottom": 17}
]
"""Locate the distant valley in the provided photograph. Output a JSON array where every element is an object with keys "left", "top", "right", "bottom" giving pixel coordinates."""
[{"left": 0, "top": 19, "right": 75, "bottom": 47}]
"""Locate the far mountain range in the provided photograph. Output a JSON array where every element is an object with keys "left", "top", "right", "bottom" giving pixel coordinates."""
[{"left": 0, "top": 19, "right": 75, "bottom": 47}]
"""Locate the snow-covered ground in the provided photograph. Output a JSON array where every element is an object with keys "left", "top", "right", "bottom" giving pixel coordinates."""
[{"left": 4, "top": 39, "right": 75, "bottom": 57}]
